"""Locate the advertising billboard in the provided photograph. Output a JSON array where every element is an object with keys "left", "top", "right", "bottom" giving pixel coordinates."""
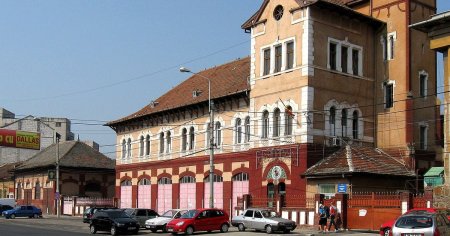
[{"left": 0, "top": 129, "right": 41, "bottom": 150}]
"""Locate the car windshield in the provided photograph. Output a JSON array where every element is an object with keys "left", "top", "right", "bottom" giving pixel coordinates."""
[
  {"left": 14, "top": 206, "right": 21, "bottom": 210},
  {"left": 107, "top": 211, "right": 130, "bottom": 219},
  {"left": 261, "top": 210, "right": 278, "bottom": 218},
  {"left": 162, "top": 210, "right": 176, "bottom": 218},
  {"left": 395, "top": 215, "right": 433, "bottom": 228},
  {"left": 181, "top": 210, "right": 198, "bottom": 219}
]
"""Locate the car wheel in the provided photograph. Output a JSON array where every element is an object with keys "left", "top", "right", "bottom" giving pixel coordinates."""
[
  {"left": 283, "top": 229, "right": 291, "bottom": 234},
  {"left": 110, "top": 226, "right": 117, "bottom": 236},
  {"left": 265, "top": 225, "right": 273, "bottom": 234},
  {"left": 33, "top": 213, "right": 38, "bottom": 218},
  {"left": 133, "top": 229, "right": 139, "bottom": 235},
  {"left": 220, "top": 224, "right": 229, "bottom": 233},
  {"left": 150, "top": 229, "right": 157, "bottom": 233},
  {"left": 90, "top": 225, "right": 97, "bottom": 234},
  {"left": 383, "top": 228, "right": 390, "bottom": 236},
  {"left": 162, "top": 224, "right": 167, "bottom": 233},
  {"left": 185, "top": 226, "right": 194, "bottom": 235},
  {"left": 238, "top": 223, "right": 245, "bottom": 232},
  {"left": 10, "top": 214, "right": 15, "bottom": 219}
]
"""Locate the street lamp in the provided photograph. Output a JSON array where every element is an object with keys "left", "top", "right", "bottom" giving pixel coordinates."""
[{"left": 180, "top": 67, "right": 215, "bottom": 208}]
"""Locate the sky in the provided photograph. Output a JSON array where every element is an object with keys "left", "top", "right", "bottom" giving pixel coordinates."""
[{"left": 1, "top": 0, "right": 449, "bottom": 159}]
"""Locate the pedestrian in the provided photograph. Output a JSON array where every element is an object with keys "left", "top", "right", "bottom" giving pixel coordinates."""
[
  {"left": 328, "top": 201, "right": 339, "bottom": 232},
  {"left": 318, "top": 203, "right": 328, "bottom": 233}
]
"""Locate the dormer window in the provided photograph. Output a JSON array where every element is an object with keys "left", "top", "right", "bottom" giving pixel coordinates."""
[{"left": 192, "top": 90, "right": 202, "bottom": 98}]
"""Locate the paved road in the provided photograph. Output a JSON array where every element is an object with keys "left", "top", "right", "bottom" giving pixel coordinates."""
[{"left": 0, "top": 215, "right": 379, "bottom": 236}]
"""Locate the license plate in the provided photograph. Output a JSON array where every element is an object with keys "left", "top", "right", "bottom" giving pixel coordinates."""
[
  {"left": 402, "top": 234, "right": 422, "bottom": 236},
  {"left": 167, "top": 228, "right": 173, "bottom": 232},
  {"left": 286, "top": 227, "right": 293, "bottom": 230},
  {"left": 128, "top": 227, "right": 136, "bottom": 230}
]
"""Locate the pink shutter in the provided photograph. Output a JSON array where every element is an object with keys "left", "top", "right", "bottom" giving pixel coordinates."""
[
  {"left": 180, "top": 183, "right": 196, "bottom": 209},
  {"left": 120, "top": 186, "right": 132, "bottom": 208},
  {"left": 232, "top": 180, "right": 249, "bottom": 216},
  {"left": 138, "top": 185, "right": 151, "bottom": 209},
  {"left": 204, "top": 182, "right": 223, "bottom": 209},
  {"left": 158, "top": 184, "right": 172, "bottom": 214}
]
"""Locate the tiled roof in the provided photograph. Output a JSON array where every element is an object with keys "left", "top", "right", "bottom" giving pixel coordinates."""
[
  {"left": 0, "top": 163, "right": 18, "bottom": 181},
  {"left": 16, "top": 141, "right": 115, "bottom": 171},
  {"left": 304, "top": 145, "right": 416, "bottom": 177},
  {"left": 108, "top": 57, "right": 250, "bottom": 126}
]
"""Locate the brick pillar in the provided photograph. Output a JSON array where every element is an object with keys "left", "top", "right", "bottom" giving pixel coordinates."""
[
  {"left": 400, "top": 191, "right": 412, "bottom": 213},
  {"left": 315, "top": 194, "right": 324, "bottom": 225},
  {"left": 424, "top": 189, "right": 433, "bottom": 208},
  {"left": 335, "top": 193, "right": 348, "bottom": 230},
  {"left": 172, "top": 183, "right": 180, "bottom": 209},
  {"left": 223, "top": 181, "right": 232, "bottom": 215}
]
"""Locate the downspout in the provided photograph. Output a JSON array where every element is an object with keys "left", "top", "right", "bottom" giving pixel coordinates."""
[{"left": 406, "top": 0, "right": 414, "bottom": 145}]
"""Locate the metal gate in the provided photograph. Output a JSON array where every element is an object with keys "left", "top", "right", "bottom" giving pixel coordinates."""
[{"left": 63, "top": 196, "right": 73, "bottom": 215}]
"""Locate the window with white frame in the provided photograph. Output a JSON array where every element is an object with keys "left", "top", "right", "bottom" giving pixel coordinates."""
[
  {"left": 206, "top": 123, "right": 211, "bottom": 148},
  {"left": 166, "top": 131, "right": 171, "bottom": 153},
  {"left": 387, "top": 32, "right": 396, "bottom": 60},
  {"left": 262, "top": 111, "right": 269, "bottom": 138},
  {"left": 341, "top": 108, "right": 348, "bottom": 137},
  {"left": 244, "top": 116, "right": 251, "bottom": 142},
  {"left": 352, "top": 111, "right": 359, "bottom": 139},
  {"left": 215, "top": 122, "right": 221, "bottom": 147},
  {"left": 121, "top": 139, "right": 126, "bottom": 159},
  {"left": 189, "top": 127, "right": 195, "bottom": 150},
  {"left": 330, "top": 107, "right": 336, "bottom": 136},
  {"left": 319, "top": 184, "right": 336, "bottom": 199},
  {"left": 419, "top": 71, "right": 428, "bottom": 98},
  {"left": 263, "top": 48, "right": 271, "bottom": 76},
  {"left": 145, "top": 135, "right": 151, "bottom": 156},
  {"left": 261, "top": 39, "right": 295, "bottom": 76},
  {"left": 419, "top": 124, "right": 428, "bottom": 150},
  {"left": 328, "top": 38, "right": 363, "bottom": 76},
  {"left": 181, "top": 128, "right": 187, "bottom": 151},
  {"left": 235, "top": 118, "right": 242, "bottom": 144},
  {"left": 284, "top": 106, "right": 293, "bottom": 136},
  {"left": 139, "top": 136, "right": 144, "bottom": 157},
  {"left": 127, "top": 138, "right": 132, "bottom": 158},
  {"left": 35, "top": 182, "right": 41, "bottom": 200},
  {"left": 384, "top": 81, "right": 394, "bottom": 108},
  {"left": 274, "top": 45, "right": 282, "bottom": 73},
  {"left": 159, "top": 132, "right": 164, "bottom": 154},
  {"left": 286, "top": 42, "right": 294, "bottom": 70},
  {"left": 273, "top": 108, "right": 281, "bottom": 137}
]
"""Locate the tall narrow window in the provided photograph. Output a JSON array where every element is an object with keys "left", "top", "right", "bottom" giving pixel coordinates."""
[
  {"left": 352, "top": 49, "right": 359, "bottom": 76},
  {"left": 329, "top": 42, "right": 337, "bottom": 70},
  {"left": 262, "top": 111, "right": 269, "bottom": 138},
  {"left": 284, "top": 106, "right": 293, "bottom": 136},
  {"left": 181, "top": 128, "right": 187, "bottom": 151},
  {"left": 244, "top": 116, "right": 251, "bottom": 142},
  {"left": 166, "top": 131, "right": 171, "bottom": 153},
  {"left": 215, "top": 122, "right": 221, "bottom": 147},
  {"left": 352, "top": 111, "right": 359, "bottom": 139},
  {"left": 384, "top": 82, "right": 394, "bottom": 108},
  {"left": 274, "top": 45, "right": 282, "bottom": 73},
  {"left": 127, "top": 138, "right": 132, "bottom": 158},
  {"left": 341, "top": 46, "right": 348, "bottom": 73},
  {"left": 159, "top": 133, "right": 164, "bottom": 154},
  {"left": 189, "top": 127, "right": 195, "bottom": 150},
  {"left": 16, "top": 183, "right": 22, "bottom": 200},
  {"left": 419, "top": 73, "right": 428, "bottom": 97},
  {"left": 330, "top": 107, "right": 336, "bottom": 136},
  {"left": 121, "top": 140, "right": 126, "bottom": 159},
  {"left": 286, "top": 42, "right": 294, "bottom": 70},
  {"left": 388, "top": 34, "right": 395, "bottom": 60},
  {"left": 419, "top": 125, "right": 428, "bottom": 150},
  {"left": 139, "top": 136, "right": 144, "bottom": 157},
  {"left": 341, "top": 109, "right": 348, "bottom": 137},
  {"left": 206, "top": 123, "right": 211, "bottom": 148},
  {"left": 382, "top": 35, "right": 388, "bottom": 60},
  {"left": 273, "top": 108, "right": 281, "bottom": 137},
  {"left": 145, "top": 135, "right": 151, "bottom": 156},
  {"left": 263, "top": 48, "right": 271, "bottom": 75},
  {"left": 235, "top": 118, "right": 242, "bottom": 144},
  {"left": 35, "top": 182, "right": 41, "bottom": 200}
]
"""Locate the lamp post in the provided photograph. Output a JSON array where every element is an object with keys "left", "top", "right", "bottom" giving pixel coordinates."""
[{"left": 180, "top": 67, "right": 215, "bottom": 208}]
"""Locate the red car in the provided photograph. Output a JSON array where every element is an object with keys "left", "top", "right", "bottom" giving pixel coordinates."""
[
  {"left": 380, "top": 208, "right": 450, "bottom": 236},
  {"left": 166, "top": 208, "right": 230, "bottom": 235}
]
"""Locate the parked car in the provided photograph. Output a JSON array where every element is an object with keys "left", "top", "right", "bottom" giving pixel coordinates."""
[
  {"left": 123, "top": 208, "right": 159, "bottom": 227},
  {"left": 0, "top": 204, "right": 14, "bottom": 214},
  {"left": 145, "top": 209, "right": 188, "bottom": 232},
  {"left": 2, "top": 205, "right": 42, "bottom": 219},
  {"left": 165, "top": 208, "right": 230, "bottom": 235},
  {"left": 82, "top": 207, "right": 117, "bottom": 223},
  {"left": 380, "top": 208, "right": 450, "bottom": 236},
  {"left": 391, "top": 211, "right": 450, "bottom": 236},
  {"left": 231, "top": 208, "right": 297, "bottom": 233},
  {"left": 89, "top": 209, "right": 139, "bottom": 236}
]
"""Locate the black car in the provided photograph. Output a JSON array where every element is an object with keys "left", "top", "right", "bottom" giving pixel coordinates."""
[
  {"left": 89, "top": 209, "right": 139, "bottom": 236},
  {"left": 0, "top": 204, "right": 14, "bottom": 214},
  {"left": 83, "top": 207, "right": 117, "bottom": 223}
]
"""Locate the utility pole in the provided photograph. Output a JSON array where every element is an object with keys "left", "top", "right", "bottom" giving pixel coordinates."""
[{"left": 56, "top": 133, "right": 60, "bottom": 218}]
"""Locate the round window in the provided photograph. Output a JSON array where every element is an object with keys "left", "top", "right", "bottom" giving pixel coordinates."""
[{"left": 273, "top": 5, "right": 284, "bottom": 21}]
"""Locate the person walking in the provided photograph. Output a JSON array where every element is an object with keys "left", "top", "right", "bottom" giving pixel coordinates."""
[
  {"left": 318, "top": 203, "right": 328, "bottom": 233},
  {"left": 328, "top": 201, "right": 339, "bottom": 232}
]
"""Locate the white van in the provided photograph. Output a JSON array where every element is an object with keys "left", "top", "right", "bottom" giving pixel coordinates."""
[{"left": 0, "top": 198, "right": 16, "bottom": 207}]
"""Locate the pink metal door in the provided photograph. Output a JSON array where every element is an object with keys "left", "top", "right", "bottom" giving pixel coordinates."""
[
  {"left": 120, "top": 186, "right": 132, "bottom": 208},
  {"left": 138, "top": 185, "right": 151, "bottom": 209},
  {"left": 204, "top": 182, "right": 223, "bottom": 209},
  {"left": 157, "top": 183, "right": 172, "bottom": 214},
  {"left": 232, "top": 173, "right": 249, "bottom": 216},
  {"left": 180, "top": 182, "right": 196, "bottom": 209}
]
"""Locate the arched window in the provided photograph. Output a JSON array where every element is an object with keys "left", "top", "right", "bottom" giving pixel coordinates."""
[
  {"left": 139, "top": 136, "right": 144, "bottom": 157},
  {"left": 189, "top": 127, "right": 195, "bottom": 150},
  {"left": 284, "top": 106, "right": 293, "bottom": 136},
  {"left": 352, "top": 111, "right": 359, "bottom": 139},
  {"left": 181, "top": 128, "right": 188, "bottom": 151},
  {"left": 158, "top": 177, "right": 172, "bottom": 185},
  {"left": 121, "top": 139, "right": 126, "bottom": 159},
  {"left": 273, "top": 108, "right": 281, "bottom": 137},
  {"left": 244, "top": 116, "right": 251, "bottom": 142},
  {"left": 35, "top": 182, "right": 41, "bottom": 200},
  {"left": 159, "top": 132, "right": 164, "bottom": 154},
  {"left": 166, "top": 131, "right": 171, "bottom": 153},
  {"left": 16, "top": 182, "right": 22, "bottom": 199},
  {"left": 235, "top": 118, "right": 242, "bottom": 144},
  {"left": 215, "top": 122, "right": 222, "bottom": 147},
  {"left": 180, "top": 176, "right": 196, "bottom": 183},
  {"left": 121, "top": 180, "right": 132, "bottom": 186},
  {"left": 330, "top": 107, "right": 336, "bottom": 136},
  {"left": 127, "top": 138, "right": 132, "bottom": 158},
  {"left": 145, "top": 135, "right": 151, "bottom": 156},
  {"left": 262, "top": 110, "right": 269, "bottom": 138},
  {"left": 341, "top": 109, "right": 348, "bottom": 137}
]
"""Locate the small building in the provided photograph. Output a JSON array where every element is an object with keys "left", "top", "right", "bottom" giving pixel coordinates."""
[
  {"left": 424, "top": 167, "right": 445, "bottom": 187},
  {"left": 0, "top": 163, "right": 17, "bottom": 199},
  {"left": 13, "top": 141, "right": 115, "bottom": 215}
]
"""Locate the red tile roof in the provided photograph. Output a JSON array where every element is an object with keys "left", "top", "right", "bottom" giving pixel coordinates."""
[
  {"left": 108, "top": 57, "right": 250, "bottom": 126},
  {"left": 304, "top": 145, "right": 416, "bottom": 177}
]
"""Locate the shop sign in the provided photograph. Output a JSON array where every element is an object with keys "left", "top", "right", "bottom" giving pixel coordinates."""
[{"left": 0, "top": 129, "right": 40, "bottom": 150}]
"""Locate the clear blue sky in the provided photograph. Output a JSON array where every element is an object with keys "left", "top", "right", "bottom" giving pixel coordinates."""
[{"left": 1, "top": 1, "right": 449, "bottom": 158}]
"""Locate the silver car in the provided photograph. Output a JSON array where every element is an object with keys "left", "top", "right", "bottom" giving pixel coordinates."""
[
  {"left": 231, "top": 208, "right": 297, "bottom": 233},
  {"left": 145, "top": 209, "right": 187, "bottom": 233},
  {"left": 392, "top": 212, "right": 450, "bottom": 236}
]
